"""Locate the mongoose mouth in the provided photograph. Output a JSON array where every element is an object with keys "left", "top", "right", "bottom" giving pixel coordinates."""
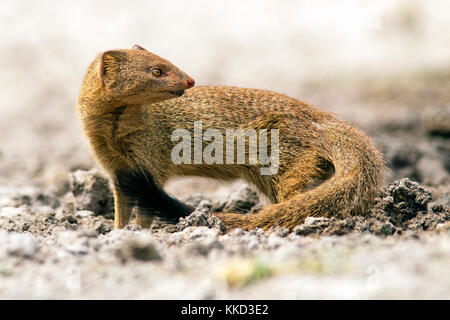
[{"left": 170, "top": 90, "right": 185, "bottom": 97}]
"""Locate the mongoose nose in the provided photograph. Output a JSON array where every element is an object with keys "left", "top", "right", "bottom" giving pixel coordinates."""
[{"left": 186, "top": 78, "right": 195, "bottom": 88}]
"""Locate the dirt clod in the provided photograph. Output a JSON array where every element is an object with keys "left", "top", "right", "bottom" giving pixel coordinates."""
[
  {"left": 115, "top": 239, "right": 161, "bottom": 263},
  {"left": 177, "top": 208, "right": 226, "bottom": 234},
  {"left": 69, "top": 169, "right": 114, "bottom": 217},
  {"left": 215, "top": 186, "right": 259, "bottom": 213},
  {"left": 290, "top": 178, "right": 449, "bottom": 237}
]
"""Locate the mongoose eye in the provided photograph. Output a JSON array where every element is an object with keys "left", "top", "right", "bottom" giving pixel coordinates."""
[{"left": 151, "top": 68, "right": 162, "bottom": 77}]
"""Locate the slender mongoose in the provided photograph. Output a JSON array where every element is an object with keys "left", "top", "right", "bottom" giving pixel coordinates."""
[{"left": 77, "top": 45, "right": 385, "bottom": 231}]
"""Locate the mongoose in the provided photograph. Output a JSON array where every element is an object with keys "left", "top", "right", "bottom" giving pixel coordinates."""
[{"left": 77, "top": 45, "right": 385, "bottom": 231}]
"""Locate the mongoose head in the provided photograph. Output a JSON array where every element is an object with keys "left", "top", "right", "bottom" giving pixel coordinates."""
[{"left": 80, "top": 45, "right": 195, "bottom": 107}]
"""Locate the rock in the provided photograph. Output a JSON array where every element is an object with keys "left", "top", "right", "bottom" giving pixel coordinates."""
[
  {"left": 294, "top": 217, "right": 331, "bottom": 236},
  {"left": 219, "top": 185, "right": 259, "bottom": 213},
  {"left": 177, "top": 226, "right": 221, "bottom": 241},
  {"left": 327, "top": 218, "right": 355, "bottom": 236},
  {"left": 76, "top": 210, "right": 94, "bottom": 218},
  {"left": 124, "top": 223, "right": 142, "bottom": 232},
  {"left": 69, "top": 169, "right": 114, "bottom": 216},
  {"left": 380, "top": 178, "right": 432, "bottom": 225},
  {"left": 95, "top": 221, "right": 112, "bottom": 235},
  {"left": 183, "top": 194, "right": 210, "bottom": 208},
  {"left": 197, "top": 199, "right": 213, "bottom": 210},
  {"left": 367, "top": 179, "right": 449, "bottom": 234},
  {"left": 63, "top": 215, "right": 78, "bottom": 224},
  {"left": 115, "top": 239, "right": 161, "bottom": 263},
  {"left": 268, "top": 226, "right": 290, "bottom": 237},
  {"left": 375, "top": 222, "right": 397, "bottom": 236},
  {"left": 177, "top": 208, "right": 226, "bottom": 234},
  {"left": 184, "top": 195, "right": 213, "bottom": 211}
]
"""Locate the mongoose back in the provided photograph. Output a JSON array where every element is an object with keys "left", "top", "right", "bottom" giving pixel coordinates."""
[{"left": 77, "top": 45, "right": 385, "bottom": 231}]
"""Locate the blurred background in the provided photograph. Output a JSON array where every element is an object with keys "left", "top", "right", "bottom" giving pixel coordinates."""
[{"left": 0, "top": 0, "right": 449, "bottom": 197}]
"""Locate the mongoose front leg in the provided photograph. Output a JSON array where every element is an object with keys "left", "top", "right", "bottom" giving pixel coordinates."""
[{"left": 113, "top": 188, "right": 133, "bottom": 229}]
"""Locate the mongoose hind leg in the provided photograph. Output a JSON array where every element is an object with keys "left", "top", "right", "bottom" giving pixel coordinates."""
[
  {"left": 113, "top": 188, "right": 134, "bottom": 229},
  {"left": 276, "top": 149, "right": 335, "bottom": 201},
  {"left": 135, "top": 213, "right": 154, "bottom": 228}
]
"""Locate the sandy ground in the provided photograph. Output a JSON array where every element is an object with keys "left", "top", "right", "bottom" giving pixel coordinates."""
[{"left": 0, "top": 1, "right": 449, "bottom": 299}]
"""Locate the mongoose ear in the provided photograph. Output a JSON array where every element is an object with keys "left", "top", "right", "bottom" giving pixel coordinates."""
[
  {"left": 132, "top": 44, "right": 147, "bottom": 51},
  {"left": 98, "top": 50, "right": 127, "bottom": 86}
]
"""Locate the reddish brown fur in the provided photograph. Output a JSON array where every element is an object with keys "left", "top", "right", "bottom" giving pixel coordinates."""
[{"left": 77, "top": 46, "right": 386, "bottom": 231}]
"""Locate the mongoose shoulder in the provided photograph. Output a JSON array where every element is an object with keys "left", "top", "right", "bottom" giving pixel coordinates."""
[{"left": 77, "top": 45, "right": 385, "bottom": 231}]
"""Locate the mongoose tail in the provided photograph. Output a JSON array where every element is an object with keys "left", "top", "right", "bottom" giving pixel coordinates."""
[{"left": 213, "top": 121, "right": 386, "bottom": 231}]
